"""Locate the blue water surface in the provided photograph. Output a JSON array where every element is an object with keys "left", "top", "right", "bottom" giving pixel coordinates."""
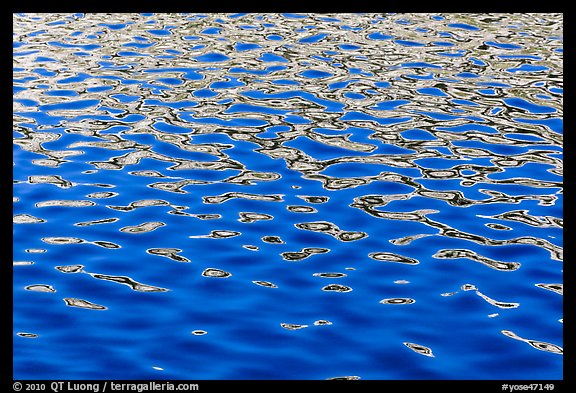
[{"left": 13, "top": 13, "right": 563, "bottom": 381}]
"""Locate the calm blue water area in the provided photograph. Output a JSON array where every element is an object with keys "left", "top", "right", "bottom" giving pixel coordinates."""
[
  {"left": 13, "top": 13, "right": 563, "bottom": 381},
  {"left": 194, "top": 52, "right": 230, "bottom": 62},
  {"left": 266, "top": 34, "right": 284, "bottom": 41},
  {"left": 367, "top": 32, "right": 393, "bottom": 40},
  {"left": 260, "top": 53, "right": 288, "bottom": 62},
  {"left": 432, "top": 41, "right": 455, "bottom": 47},
  {"left": 401, "top": 128, "right": 437, "bottom": 140},
  {"left": 456, "top": 72, "right": 479, "bottom": 78},
  {"left": 503, "top": 98, "right": 556, "bottom": 114},
  {"left": 338, "top": 44, "right": 361, "bottom": 51},
  {"left": 343, "top": 92, "right": 365, "bottom": 100},
  {"left": 235, "top": 42, "right": 262, "bottom": 52},
  {"left": 447, "top": 23, "right": 480, "bottom": 31},
  {"left": 299, "top": 69, "right": 334, "bottom": 79},
  {"left": 485, "top": 41, "right": 523, "bottom": 50},
  {"left": 394, "top": 39, "right": 426, "bottom": 47}
]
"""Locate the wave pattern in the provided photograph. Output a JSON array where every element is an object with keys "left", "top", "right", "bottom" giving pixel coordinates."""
[{"left": 13, "top": 13, "right": 562, "bottom": 380}]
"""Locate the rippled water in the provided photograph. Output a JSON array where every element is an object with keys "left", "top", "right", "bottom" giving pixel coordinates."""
[{"left": 13, "top": 13, "right": 563, "bottom": 380}]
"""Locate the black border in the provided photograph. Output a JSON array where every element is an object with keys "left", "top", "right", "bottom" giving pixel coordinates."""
[{"left": 9, "top": 6, "right": 568, "bottom": 391}]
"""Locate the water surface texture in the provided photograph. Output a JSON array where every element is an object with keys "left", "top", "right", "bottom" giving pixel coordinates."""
[{"left": 13, "top": 13, "right": 563, "bottom": 380}]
